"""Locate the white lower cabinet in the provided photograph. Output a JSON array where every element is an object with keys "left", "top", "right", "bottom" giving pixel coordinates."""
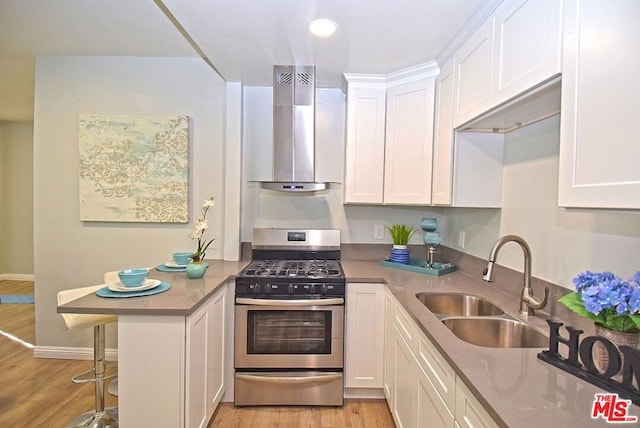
[
  {"left": 186, "top": 283, "right": 227, "bottom": 428},
  {"left": 455, "top": 377, "right": 498, "bottom": 428},
  {"left": 383, "top": 287, "right": 397, "bottom": 408},
  {"left": 416, "top": 363, "right": 455, "bottom": 428},
  {"left": 345, "top": 283, "right": 385, "bottom": 388},
  {"left": 394, "top": 325, "right": 417, "bottom": 428},
  {"left": 118, "top": 283, "right": 228, "bottom": 428},
  {"left": 383, "top": 292, "right": 498, "bottom": 428}
]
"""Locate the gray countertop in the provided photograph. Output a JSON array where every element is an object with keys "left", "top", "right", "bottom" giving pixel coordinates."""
[
  {"left": 58, "top": 257, "right": 632, "bottom": 426},
  {"left": 57, "top": 260, "right": 249, "bottom": 316},
  {"left": 342, "top": 260, "right": 628, "bottom": 428}
]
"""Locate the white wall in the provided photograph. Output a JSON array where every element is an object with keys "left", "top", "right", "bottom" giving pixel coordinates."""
[
  {"left": 443, "top": 115, "right": 640, "bottom": 288},
  {"left": 33, "top": 56, "right": 227, "bottom": 347},
  {"left": 0, "top": 121, "right": 34, "bottom": 276}
]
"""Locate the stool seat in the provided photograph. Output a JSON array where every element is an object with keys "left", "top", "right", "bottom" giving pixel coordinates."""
[
  {"left": 58, "top": 285, "right": 118, "bottom": 428},
  {"left": 58, "top": 285, "right": 117, "bottom": 329}
]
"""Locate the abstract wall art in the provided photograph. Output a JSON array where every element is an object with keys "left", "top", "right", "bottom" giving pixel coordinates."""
[{"left": 78, "top": 114, "right": 189, "bottom": 223}]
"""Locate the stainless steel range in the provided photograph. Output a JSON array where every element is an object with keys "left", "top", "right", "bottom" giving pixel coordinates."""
[{"left": 234, "top": 228, "right": 345, "bottom": 406}]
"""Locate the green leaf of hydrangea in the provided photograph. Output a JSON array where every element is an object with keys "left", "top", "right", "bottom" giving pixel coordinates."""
[{"left": 559, "top": 292, "right": 602, "bottom": 322}]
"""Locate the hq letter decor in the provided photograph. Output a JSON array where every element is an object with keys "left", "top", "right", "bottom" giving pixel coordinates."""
[
  {"left": 538, "top": 319, "right": 640, "bottom": 405},
  {"left": 78, "top": 114, "right": 190, "bottom": 223}
]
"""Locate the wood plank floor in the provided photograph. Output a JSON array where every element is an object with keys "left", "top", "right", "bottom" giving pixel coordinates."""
[
  {"left": 1, "top": 280, "right": 395, "bottom": 428},
  {"left": 209, "top": 400, "right": 395, "bottom": 428},
  {"left": 0, "top": 280, "right": 119, "bottom": 428}
]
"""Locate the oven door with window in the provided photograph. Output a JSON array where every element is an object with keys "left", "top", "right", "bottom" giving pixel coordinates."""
[{"left": 235, "top": 298, "right": 344, "bottom": 369}]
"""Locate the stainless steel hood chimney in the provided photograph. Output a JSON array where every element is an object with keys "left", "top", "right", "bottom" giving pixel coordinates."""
[{"left": 258, "top": 65, "right": 329, "bottom": 192}]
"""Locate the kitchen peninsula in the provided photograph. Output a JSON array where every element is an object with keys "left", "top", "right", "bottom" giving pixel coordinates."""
[
  {"left": 57, "top": 260, "right": 247, "bottom": 428},
  {"left": 59, "top": 258, "right": 635, "bottom": 428}
]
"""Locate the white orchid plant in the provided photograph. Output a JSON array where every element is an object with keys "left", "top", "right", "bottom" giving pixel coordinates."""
[{"left": 189, "top": 197, "right": 215, "bottom": 262}]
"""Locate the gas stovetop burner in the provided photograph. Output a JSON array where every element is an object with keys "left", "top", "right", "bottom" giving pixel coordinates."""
[{"left": 241, "top": 259, "right": 343, "bottom": 279}]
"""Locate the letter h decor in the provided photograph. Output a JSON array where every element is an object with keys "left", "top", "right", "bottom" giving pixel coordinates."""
[{"left": 538, "top": 319, "right": 640, "bottom": 405}]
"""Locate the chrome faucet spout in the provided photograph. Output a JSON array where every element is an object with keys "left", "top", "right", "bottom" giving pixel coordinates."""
[{"left": 482, "top": 235, "right": 549, "bottom": 317}]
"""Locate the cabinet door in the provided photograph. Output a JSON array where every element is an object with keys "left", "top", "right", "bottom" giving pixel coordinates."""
[
  {"left": 344, "top": 85, "right": 387, "bottom": 204},
  {"left": 383, "top": 288, "right": 396, "bottom": 407},
  {"left": 453, "top": 17, "right": 494, "bottom": 127},
  {"left": 393, "top": 324, "right": 416, "bottom": 428},
  {"left": 345, "top": 283, "right": 385, "bottom": 388},
  {"left": 384, "top": 78, "right": 436, "bottom": 205},
  {"left": 455, "top": 377, "right": 499, "bottom": 428},
  {"left": 207, "top": 285, "right": 226, "bottom": 416},
  {"left": 186, "top": 285, "right": 227, "bottom": 428},
  {"left": 492, "top": 0, "right": 562, "bottom": 105},
  {"left": 417, "top": 364, "right": 455, "bottom": 428},
  {"left": 432, "top": 59, "right": 455, "bottom": 205},
  {"left": 186, "top": 299, "right": 210, "bottom": 428},
  {"left": 558, "top": 0, "right": 640, "bottom": 208}
]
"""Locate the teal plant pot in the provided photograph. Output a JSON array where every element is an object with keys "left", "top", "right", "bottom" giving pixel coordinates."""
[{"left": 186, "top": 262, "right": 207, "bottom": 279}]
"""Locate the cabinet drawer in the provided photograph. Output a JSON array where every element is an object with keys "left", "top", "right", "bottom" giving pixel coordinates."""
[
  {"left": 416, "top": 329, "right": 456, "bottom": 412},
  {"left": 393, "top": 299, "right": 417, "bottom": 350}
]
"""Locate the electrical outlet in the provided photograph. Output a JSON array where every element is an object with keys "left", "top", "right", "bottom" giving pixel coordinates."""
[
  {"left": 458, "top": 230, "right": 466, "bottom": 249},
  {"left": 374, "top": 224, "right": 384, "bottom": 240}
]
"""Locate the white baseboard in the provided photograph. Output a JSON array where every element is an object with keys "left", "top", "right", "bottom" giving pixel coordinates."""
[
  {"left": 344, "top": 388, "right": 386, "bottom": 399},
  {"left": 0, "top": 273, "right": 35, "bottom": 281},
  {"left": 34, "top": 345, "right": 118, "bottom": 361}
]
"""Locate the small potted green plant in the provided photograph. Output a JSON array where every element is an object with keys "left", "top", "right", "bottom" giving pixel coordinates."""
[
  {"left": 386, "top": 224, "right": 416, "bottom": 264},
  {"left": 386, "top": 223, "right": 416, "bottom": 248}
]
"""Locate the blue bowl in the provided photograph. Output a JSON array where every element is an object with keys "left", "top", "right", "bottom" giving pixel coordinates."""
[
  {"left": 117, "top": 268, "right": 149, "bottom": 287},
  {"left": 172, "top": 252, "right": 193, "bottom": 266}
]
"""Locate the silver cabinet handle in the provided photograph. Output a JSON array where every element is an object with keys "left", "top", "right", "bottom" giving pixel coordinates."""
[
  {"left": 236, "top": 373, "right": 342, "bottom": 384},
  {"left": 235, "top": 297, "right": 344, "bottom": 306}
]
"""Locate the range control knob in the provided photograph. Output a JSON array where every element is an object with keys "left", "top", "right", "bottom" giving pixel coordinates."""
[
  {"left": 309, "top": 284, "right": 317, "bottom": 295},
  {"left": 288, "top": 284, "right": 295, "bottom": 295},
  {"left": 321, "top": 284, "right": 328, "bottom": 295},
  {"left": 264, "top": 284, "right": 272, "bottom": 294},
  {"left": 251, "top": 283, "right": 262, "bottom": 294}
]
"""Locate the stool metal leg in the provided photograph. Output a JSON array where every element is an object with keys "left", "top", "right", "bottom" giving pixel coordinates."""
[{"left": 67, "top": 324, "right": 118, "bottom": 428}]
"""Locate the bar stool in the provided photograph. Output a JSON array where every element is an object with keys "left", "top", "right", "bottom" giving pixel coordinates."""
[{"left": 57, "top": 285, "right": 118, "bottom": 428}]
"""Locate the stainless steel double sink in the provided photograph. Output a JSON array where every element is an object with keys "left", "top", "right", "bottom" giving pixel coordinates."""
[{"left": 416, "top": 293, "right": 548, "bottom": 349}]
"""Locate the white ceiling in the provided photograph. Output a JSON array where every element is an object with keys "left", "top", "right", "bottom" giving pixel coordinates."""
[{"left": 0, "top": 0, "right": 490, "bottom": 121}]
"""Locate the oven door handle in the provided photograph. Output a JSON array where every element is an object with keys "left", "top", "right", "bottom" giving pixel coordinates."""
[
  {"left": 235, "top": 297, "right": 344, "bottom": 306},
  {"left": 236, "top": 372, "right": 342, "bottom": 384}
]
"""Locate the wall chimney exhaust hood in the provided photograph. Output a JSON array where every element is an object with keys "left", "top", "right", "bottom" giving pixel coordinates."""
[{"left": 258, "top": 65, "right": 332, "bottom": 192}]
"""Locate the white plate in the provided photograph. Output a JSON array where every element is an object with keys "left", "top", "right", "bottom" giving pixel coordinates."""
[
  {"left": 108, "top": 279, "right": 161, "bottom": 293},
  {"left": 164, "top": 260, "right": 188, "bottom": 268}
]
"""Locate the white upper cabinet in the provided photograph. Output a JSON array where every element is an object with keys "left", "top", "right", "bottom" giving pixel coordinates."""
[
  {"left": 343, "top": 76, "right": 387, "bottom": 204},
  {"left": 453, "top": 17, "right": 494, "bottom": 128},
  {"left": 491, "top": 0, "right": 562, "bottom": 105},
  {"left": 558, "top": 0, "right": 640, "bottom": 208},
  {"left": 453, "top": 0, "right": 562, "bottom": 131},
  {"left": 343, "top": 64, "right": 437, "bottom": 206},
  {"left": 384, "top": 77, "right": 436, "bottom": 205},
  {"left": 432, "top": 59, "right": 455, "bottom": 205}
]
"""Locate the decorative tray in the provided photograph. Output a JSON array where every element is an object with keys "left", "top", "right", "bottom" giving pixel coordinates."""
[{"left": 380, "top": 259, "right": 457, "bottom": 276}]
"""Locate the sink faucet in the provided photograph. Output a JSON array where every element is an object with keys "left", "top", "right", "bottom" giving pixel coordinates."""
[{"left": 482, "top": 235, "right": 549, "bottom": 317}]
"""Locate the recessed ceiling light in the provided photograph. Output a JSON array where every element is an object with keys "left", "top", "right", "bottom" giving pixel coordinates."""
[{"left": 308, "top": 18, "right": 337, "bottom": 37}]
